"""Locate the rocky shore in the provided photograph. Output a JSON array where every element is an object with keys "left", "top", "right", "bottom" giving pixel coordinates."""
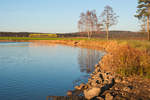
[{"left": 67, "top": 64, "right": 150, "bottom": 100}]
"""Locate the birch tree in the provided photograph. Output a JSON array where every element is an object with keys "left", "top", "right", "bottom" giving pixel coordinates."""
[
  {"left": 100, "top": 5, "right": 118, "bottom": 40},
  {"left": 78, "top": 10, "right": 100, "bottom": 38}
]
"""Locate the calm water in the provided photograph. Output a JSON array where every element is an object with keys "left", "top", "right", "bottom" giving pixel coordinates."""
[{"left": 0, "top": 42, "right": 104, "bottom": 100}]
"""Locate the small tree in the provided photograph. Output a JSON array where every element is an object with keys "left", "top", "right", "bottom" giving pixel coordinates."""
[
  {"left": 78, "top": 10, "right": 100, "bottom": 38},
  {"left": 135, "top": 0, "right": 150, "bottom": 41},
  {"left": 100, "top": 5, "right": 118, "bottom": 40}
]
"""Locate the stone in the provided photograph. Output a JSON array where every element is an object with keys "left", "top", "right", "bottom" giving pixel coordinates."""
[
  {"left": 74, "top": 86, "right": 80, "bottom": 90},
  {"left": 74, "top": 83, "right": 85, "bottom": 90},
  {"left": 122, "top": 80, "right": 127, "bottom": 83},
  {"left": 123, "top": 87, "right": 131, "bottom": 92},
  {"left": 95, "top": 67, "right": 101, "bottom": 73},
  {"left": 97, "top": 96, "right": 104, "bottom": 100},
  {"left": 114, "top": 87, "right": 119, "bottom": 91},
  {"left": 91, "top": 81, "right": 99, "bottom": 87},
  {"left": 115, "top": 76, "right": 122, "bottom": 83},
  {"left": 80, "top": 83, "right": 85, "bottom": 89},
  {"left": 95, "top": 64, "right": 100, "bottom": 68},
  {"left": 86, "top": 83, "right": 92, "bottom": 89},
  {"left": 84, "top": 84, "right": 88, "bottom": 89},
  {"left": 105, "top": 93, "right": 113, "bottom": 100},
  {"left": 114, "top": 95, "right": 126, "bottom": 100},
  {"left": 73, "top": 41, "right": 78, "bottom": 45},
  {"left": 90, "top": 73, "right": 93, "bottom": 76},
  {"left": 84, "top": 87, "right": 100, "bottom": 100},
  {"left": 67, "top": 90, "right": 73, "bottom": 96}
]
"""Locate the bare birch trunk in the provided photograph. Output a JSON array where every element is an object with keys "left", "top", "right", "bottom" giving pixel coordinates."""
[
  {"left": 147, "top": 16, "right": 150, "bottom": 41},
  {"left": 90, "top": 31, "right": 92, "bottom": 38},
  {"left": 106, "top": 25, "right": 109, "bottom": 40},
  {"left": 88, "top": 31, "right": 90, "bottom": 39}
]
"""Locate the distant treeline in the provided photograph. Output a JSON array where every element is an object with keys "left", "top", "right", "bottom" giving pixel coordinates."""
[
  {"left": 0, "top": 31, "right": 147, "bottom": 40},
  {"left": 0, "top": 32, "right": 30, "bottom": 37},
  {"left": 58, "top": 31, "right": 147, "bottom": 40},
  {"left": 0, "top": 32, "right": 58, "bottom": 38}
]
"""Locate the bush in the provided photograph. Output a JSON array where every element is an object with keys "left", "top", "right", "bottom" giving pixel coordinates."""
[{"left": 100, "top": 41, "right": 150, "bottom": 78}]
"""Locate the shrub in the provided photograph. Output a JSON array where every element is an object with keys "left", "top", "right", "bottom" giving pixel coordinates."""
[{"left": 100, "top": 41, "right": 150, "bottom": 78}]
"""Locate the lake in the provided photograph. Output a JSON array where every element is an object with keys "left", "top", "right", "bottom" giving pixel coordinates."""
[{"left": 0, "top": 42, "right": 105, "bottom": 100}]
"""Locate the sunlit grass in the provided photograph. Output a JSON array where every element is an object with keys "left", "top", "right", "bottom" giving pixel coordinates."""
[
  {"left": 0, "top": 37, "right": 150, "bottom": 49},
  {"left": 0, "top": 37, "right": 108, "bottom": 42},
  {"left": 117, "top": 40, "right": 150, "bottom": 50}
]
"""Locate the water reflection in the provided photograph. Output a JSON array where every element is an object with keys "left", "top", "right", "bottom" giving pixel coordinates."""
[
  {"left": 73, "top": 48, "right": 105, "bottom": 86},
  {"left": 78, "top": 48, "right": 104, "bottom": 73}
]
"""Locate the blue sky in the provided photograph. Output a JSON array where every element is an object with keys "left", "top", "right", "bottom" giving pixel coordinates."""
[{"left": 0, "top": 0, "right": 139, "bottom": 33}]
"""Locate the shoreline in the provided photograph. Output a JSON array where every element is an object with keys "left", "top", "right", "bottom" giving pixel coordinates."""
[
  {"left": 0, "top": 39, "right": 150, "bottom": 73},
  {"left": 1, "top": 39, "right": 150, "bottom": 100}
]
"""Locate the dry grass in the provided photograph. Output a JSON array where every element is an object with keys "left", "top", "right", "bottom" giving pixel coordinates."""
[{"left": 99, "top": 41, "right": 150, "bottom": 78}]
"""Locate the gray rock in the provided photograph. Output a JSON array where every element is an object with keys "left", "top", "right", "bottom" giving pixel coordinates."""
[
  {"left": 67, "top": 90, "right": 73, "bottom": 96},
  {"left": 84, "top": 87, "right": 100, "bottom": 100},
  {"left": 123, "top": 87, "right": 131, "bottom": 92},
  {"left": 114, "top": 87, "right": 119, "bottom": 91},
  {"left": 74, "top": 83, "right": 85, "bottom": 90},
  {"left": 105, "top": 93, "right": 113, "bottom": 100},
  {"left": 95, "top": 67, "right": 101, "bottom": 73},
  {"left": 91, "top": 80, "right": 99, "bottom": 87},
  {"left": 95, "top": 64, "right": 100, "bottom": 68},
  {"left": 115, "top": 77, "right": 122, "bottom": 83},
  {"left": 75, "top": 65, "right": 116, "bottom": 99},
  {"left": 96, "top": 96, "right": 104, "bottom": 100}
]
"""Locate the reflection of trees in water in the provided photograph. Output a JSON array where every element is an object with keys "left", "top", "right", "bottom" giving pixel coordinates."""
[
  {"left": 73, "top": 49, "right": 104, "bottom": 87},
  {"left": 78, "top": 48, "right": 103, "bottom": 73}
]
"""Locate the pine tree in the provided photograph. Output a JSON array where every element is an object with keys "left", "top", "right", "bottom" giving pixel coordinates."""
[{"left": 135, "top": 0, "right": 150, "bottom": 40}]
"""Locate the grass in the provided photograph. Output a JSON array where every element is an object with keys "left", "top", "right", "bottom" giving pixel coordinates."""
[
  {"left": 0, "top": 37, "right": 150, "bottom": 48},
  {"left": 0, "top": 37, "right": 110, "bottom": 43},
  {"left": 117, "top": 40, "right": 150, "bottom": 50},
  {"left": 99, "top": 40, "right": 150, "bottom": 78}
]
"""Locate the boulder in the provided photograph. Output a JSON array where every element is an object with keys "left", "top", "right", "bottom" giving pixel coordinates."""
[
  {"left": 67, "top": 90, "right": 73, "bottom": 96},
  {"left": 115, "top": 77, "right": 122, "bottom": 83},
  {"left": 123, "top": 86, "right": 131, "bottom": 92},
  {"left": 84, "top": 87, "right": 100, "bottom": 100},
  {"left": 74, "top": 83, "right": 85, "bottom": 90},
  {"left": 97, "top": 96, "right": 104, "bottom": 100},
  {"left": 105, "top": 93, "right": 113, "bottom": 100}
]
